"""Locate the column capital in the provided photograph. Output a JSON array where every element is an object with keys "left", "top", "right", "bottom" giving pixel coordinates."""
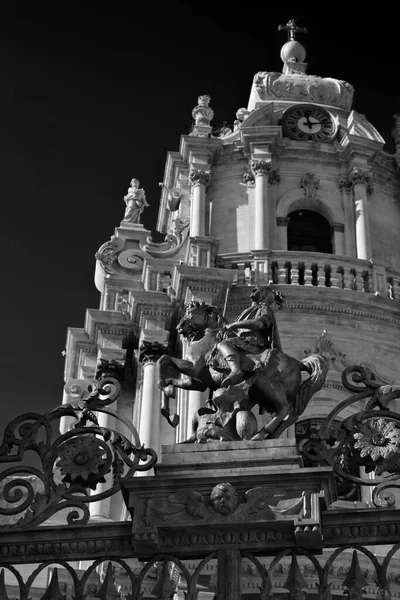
[
  {"left": 189, "top": 168, "right": 211, "bottom": 188},
  {"left": 242, "top": 169, "right": 255, "bottom": 188},
  {"left": 139, "top": 340, "right": 167, "bottom": 365},
  {"left": 338, "top": 167, "right": 373, "bottom": 195},
  {"left": 268, "top": 167, "right": 280, "bottom": 185},
  {"left": 95, "top": 358, "right": 125, "bottom": 383},
  {"left": 250, "top": 159, "right": 271, "bottom": 176}
]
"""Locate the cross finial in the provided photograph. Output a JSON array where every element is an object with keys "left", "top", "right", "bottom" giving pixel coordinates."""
[{"left": 278, "top": 19, "right": 307, "bottom": 41}]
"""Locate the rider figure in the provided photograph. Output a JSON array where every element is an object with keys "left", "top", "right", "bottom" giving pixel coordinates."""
[{"left": 216, "top": 285, "right": 284, "bottom": 387}]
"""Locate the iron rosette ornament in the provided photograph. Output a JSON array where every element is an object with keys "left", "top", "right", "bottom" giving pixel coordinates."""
[
  {"left": 0, "top": 373, "right": 157, "bottom": 529},
  {"left": 299, "top": 365, "right": 400, "bottom": 508}
]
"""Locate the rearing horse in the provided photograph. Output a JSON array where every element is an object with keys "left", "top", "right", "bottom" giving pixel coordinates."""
[{"left": 157, "top": 302, "right": 329, "bottom": 440}]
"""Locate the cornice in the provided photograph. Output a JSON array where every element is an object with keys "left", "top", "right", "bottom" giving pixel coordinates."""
[{"left": 284, "top": 300, "right": 400, "bottom": 327}]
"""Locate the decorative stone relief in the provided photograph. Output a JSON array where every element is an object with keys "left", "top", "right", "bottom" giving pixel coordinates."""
[
  {"left": 301, "top": 172, "right": 319, "bottom": 199},
  {"left": 95, "top": 235, "right": 124, "bottom": 276},
  {"left": 143, "top": 484, "right": 304, "bottom": 526},
  {"left": 189, "top": 169, "right": 211, "bottom": 187},
  {"left": 143, "top": 217, "right": 190, "bottom": 257},
  {"left": 303, "top": 329, "right": 347, "bottom": 372},
  {"left": 117, "top": 250, "right": 144, "bottom": 272},
  {"left": 269, "top": 168, "right": 280, "bottom": 185},
  {"left": 254, "top": 71, "right": 353, "bottom": 110}
]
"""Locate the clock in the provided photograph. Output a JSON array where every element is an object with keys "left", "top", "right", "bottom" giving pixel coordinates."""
[{"left": 282, "top": 105, "right": 336, "bottom": 142}]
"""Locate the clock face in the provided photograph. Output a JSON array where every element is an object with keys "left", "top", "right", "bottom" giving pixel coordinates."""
[{"left": 283, "top": 105, "right": 336, "bottom": 142}]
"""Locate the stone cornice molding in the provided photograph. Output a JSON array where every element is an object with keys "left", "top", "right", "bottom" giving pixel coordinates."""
[
  {"left": 171, "top": 264, "right": 235, "bottom": 306},
  {"left": 127, "top": 291, "right": 174, "bottom": 330},
  {"left": 179, "top": 135, "right": 221, "bottom": 164},
  {"left": 240, "top": 124, "right": 282, "bottom": 156},
  {"left": 284, "top": 301, "right": 400, "bottom": 327}
]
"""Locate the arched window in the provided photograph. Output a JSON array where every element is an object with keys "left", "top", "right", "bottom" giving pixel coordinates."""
[{"left": 287, "top": 210, "right": 333, "bottom": 254}]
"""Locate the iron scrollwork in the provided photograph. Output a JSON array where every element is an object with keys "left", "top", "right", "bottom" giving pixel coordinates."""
[
  {"left": 299, "top": 364, "right": 400, "bottom": 508},
  {"left": 0, "top": 375, "right": 157, "bottom": 529}
]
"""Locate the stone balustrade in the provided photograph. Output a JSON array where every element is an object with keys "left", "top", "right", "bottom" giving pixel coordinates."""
[{"left": 217, "top": 251, "right": 400, "bottom": 299}]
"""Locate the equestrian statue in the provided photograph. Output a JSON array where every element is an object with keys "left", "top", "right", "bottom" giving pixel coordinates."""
[{"left": 157, "top": 286, "right": 329, "bottom": 441}]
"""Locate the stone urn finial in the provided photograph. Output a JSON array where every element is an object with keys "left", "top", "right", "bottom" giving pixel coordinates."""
[{"left": 191, "top": 94, "right": 214, "bottom": 137}]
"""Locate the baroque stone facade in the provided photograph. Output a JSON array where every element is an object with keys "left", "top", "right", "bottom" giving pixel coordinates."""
[{"left": 5, "top": 18, "right": 400, "bottom": 600}]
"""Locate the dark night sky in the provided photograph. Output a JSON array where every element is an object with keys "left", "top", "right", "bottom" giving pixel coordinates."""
[{"left": 1, "top": 5, "right": 399, "bottom": 433}]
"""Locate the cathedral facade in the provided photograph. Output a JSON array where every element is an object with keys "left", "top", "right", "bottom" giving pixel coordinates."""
[{"left": 4, "top": 18, "right": 400, "bottom": 600}]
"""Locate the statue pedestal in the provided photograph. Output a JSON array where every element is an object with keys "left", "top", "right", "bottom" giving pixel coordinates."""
[
  {"left": 121, "top": 439, "right": 337, "bottom": 559},
  {"left": 156, "top": 438, "right": 303, "bottom": 478}
]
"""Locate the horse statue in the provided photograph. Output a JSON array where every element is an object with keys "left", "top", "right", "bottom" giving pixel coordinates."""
[{"left": 157, "top": 299, "right": 329, "bottom": 440}]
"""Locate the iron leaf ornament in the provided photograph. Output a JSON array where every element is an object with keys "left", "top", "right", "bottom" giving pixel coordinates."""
[{"left": 0, "top": 373, "right": 157, "bottom": 529}]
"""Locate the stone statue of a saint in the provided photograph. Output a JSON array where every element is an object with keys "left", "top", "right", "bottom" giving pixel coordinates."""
[{"left": 122, "top": 178, "right": 149, "bottom": 224}]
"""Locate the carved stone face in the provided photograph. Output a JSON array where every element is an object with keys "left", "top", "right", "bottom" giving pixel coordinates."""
[{"left": 210, "top": 483, "right": 239, "bottom": 515}]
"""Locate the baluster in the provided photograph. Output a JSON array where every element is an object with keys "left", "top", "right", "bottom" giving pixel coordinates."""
[
  {"left": 324, "top": 264, "right": 332, "bottom": 288},
  {"left": 342, "top": 268, "right": 354, "bottom": 290},
  {"left": 354, "top": 269, "right": 364, "bottom": 292},
  {"left": 231, "top": 263, "right": 239, "bottom": 286},
  {"left": 394, "top": 277, "right": 399, "bottom": 299},
  {"left": 278, "top": 262, "right": 288, "bottom": 284},
  {"left": 237, "top": 263, "right": 246, "bottom": 285},
  {"left": 336, "top": 266, "right": 344, "bottom": 289},
  {"left": 362, "top": 270, "right": 370, "bottom": 293},
  {"left": 318, "top": 263, "right": 327, "bottom": 287},
  {"left": 290, "top": 262, "right": 299, "bottom": 285},
  {"left": 304, "top": 262, "right": 313, "bottom": 286},
  {"left": 387, "top": 277, "right": 395, "bottom": 299},
  {"left": 271, "top": 261, "right": 279, "bottom": 285},
  {"left": 244, "top": 262, "right": 252, "bottom": 285}
]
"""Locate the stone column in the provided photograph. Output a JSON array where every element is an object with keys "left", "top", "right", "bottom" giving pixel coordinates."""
[
  {"left": 339, "top": 177, "right": 357, "bottom": 258},
  {"left": 354, "top": 184, "right": 371, "bottom": 260},
  {"left": 137, "top": 341, "right": 167, "bottom": 471},
  {"left": 189, "top": 169, "right": 211, "bottom": 237},
  {"left": 217, "top": 548, "right": 241, "bottom": 600},
  {"left": 346, "top": 168, "right": 373, "bottom": 260},
  {"left": 251, "top": 160, "right": 270, "bottom": 249}
]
